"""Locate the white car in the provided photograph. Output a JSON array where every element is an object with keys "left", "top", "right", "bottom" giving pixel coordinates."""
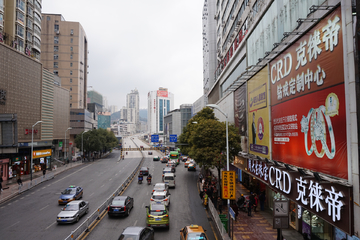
[
  {"left": 150, "top": 191, "right": 171, "bottom": 207},
  {"left": 152, "top": 183, "right": 169, "bottom": 193}
]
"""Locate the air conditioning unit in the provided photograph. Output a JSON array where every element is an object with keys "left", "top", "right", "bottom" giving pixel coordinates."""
[{"left": 56, "top": 30, "right": 60, "bottom": 35}]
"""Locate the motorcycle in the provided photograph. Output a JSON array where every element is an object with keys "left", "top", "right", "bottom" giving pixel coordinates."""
[
  {"left": 138, "top": 176, "right": 143, "bottom": 184},
  {"left": 147, "top": 178, "right": 152, "bottom": 185}
]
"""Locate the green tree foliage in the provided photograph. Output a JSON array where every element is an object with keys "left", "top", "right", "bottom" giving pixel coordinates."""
[
  {"left": 75, "top": 129, "right": 118, "bottom": 156},
  {"left": 179, "top": 107, "right": 241, "bottom": 188}
]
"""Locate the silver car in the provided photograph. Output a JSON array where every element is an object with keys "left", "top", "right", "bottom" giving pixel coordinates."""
[
  {"left": 150, "top": 190, "right": 171, "bottom": 207},
  {"left": 57, "top": 200, "right": 89, "bottom": 224}
]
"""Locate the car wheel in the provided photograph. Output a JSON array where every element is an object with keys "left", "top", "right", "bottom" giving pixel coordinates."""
[
  {"left": 126, "top": 208, "right": 130, "bottom": 216},
  {"left": 76, "top": 215, "right": 80, "bottom": 222}
]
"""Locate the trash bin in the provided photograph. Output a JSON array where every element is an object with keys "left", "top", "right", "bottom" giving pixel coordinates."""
[
  {"left": 219, "top": 214, "right": 227, "bottom": 219},
  {"left": 221, "top": 218, "right": 228, "bottom": 232}
]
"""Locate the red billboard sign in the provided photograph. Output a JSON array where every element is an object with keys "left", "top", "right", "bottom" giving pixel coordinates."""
[
  {"left": 157, "top": 90, "right": 168, "bottom": 98},
  {"left": 270, "top": 7, "right": 348, "bottom": 179}
]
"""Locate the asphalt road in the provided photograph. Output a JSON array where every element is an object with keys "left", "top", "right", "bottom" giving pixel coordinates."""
[
  {"left": 86, "top": 137, "right": 217, "bottom": 240},
  {"left": 0, "top": 136, "right": 217, "bottom": 240}
]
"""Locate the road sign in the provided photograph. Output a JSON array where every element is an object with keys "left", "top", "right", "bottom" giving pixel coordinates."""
[
  {"left": 151, "top": 135, "right": 159, "bottom": 142},
  {"left": 273, "top": 200, "right": 289, "bottom": 217},
  {"left": 221, "top": 171, "right": 236, "bottom": 200},
  {"left": 229, "top": 207, "right": 236, "bottom": 220},
  {"left": 169, "top": 134, "right": 177, "bottom": 142}
]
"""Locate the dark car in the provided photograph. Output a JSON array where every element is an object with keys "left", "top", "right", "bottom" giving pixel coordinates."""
[
  {"left": 108, "top": 196, "right": 134, "bottom": 217},
  {"left": 160, "top": 157, "right": 168, "bottom": 163},
  {"left": 148, "top": 152, "right": 153, "bottom": 155},
  {"left": 118, "top": 226, "right": 154, "bottom": 240},
  {"left": 140, "top": 167, "right": 149, "bottom": 175}
]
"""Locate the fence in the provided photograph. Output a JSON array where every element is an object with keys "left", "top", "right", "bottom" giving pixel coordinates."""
[{"left": 208, "top": 196, "right": 231, "bottom": 240}]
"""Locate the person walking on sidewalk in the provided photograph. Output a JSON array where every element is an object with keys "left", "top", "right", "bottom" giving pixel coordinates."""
[
  {"left": 248, "top": 193, "right": 255, "bottom": 216},
  {"left": 0, "top": 177, "right": 3, "bottom": 193},
  {"left": 17, "top": 177, "right": 23, "bottom": 186},
  {"left": 43, "top": 168, "right": 46, "bottom": 178}
]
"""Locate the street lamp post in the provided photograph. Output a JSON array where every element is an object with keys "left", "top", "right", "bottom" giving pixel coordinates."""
[
  {"left": 65, "top": 127, "right": 72, "bottom": 162},
  {"left": 31, "top": 121, "right": 43, "bottom": 182},
  {"left": 81, "top": 130, "right": 88, "bottom": 160},
  {"left": 206, "top": 104, "right": 230, "bottom": 234}
]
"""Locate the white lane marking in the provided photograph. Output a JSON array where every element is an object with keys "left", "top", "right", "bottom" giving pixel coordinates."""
[
  {"left": 142, "top": 202, "right": 144, "bottom": 208},
  {"left": 0, "top": 206, "right": 4, "bottom": 209},
  {"left": 109, "top": 178, "right": 112, "bottom": 181},
  {"left": 89, "top": 192, "right": 94, "bottom": 197},
  {"left": 20, "top": 197, "right": 24, "bottom": 199},
  {"left": 134, "top": 220, "right": 138, "bottom": 226},
  {"left": 47, "top": 184, "right": 51, "bottom": 187},
  {"left": 14, "top": 200, "right": 18, "bottom": 203},
  {"left": 42, "top": 187, "right": 46, "bottom": 189},
  {"left": 7, "top": 203, "right": 11, "bottom": 205},
  {"left": 40, "top": 205, "right": 49, "bottom": 211},
  {"left": 100, "top": 184, "right": 105, "bottom": 188},
  {"left": 45, "top": 221, "right": 56, "bottom": 230},
  {"left": 7, "top": 221, "right": 20, "bottom": 229}
]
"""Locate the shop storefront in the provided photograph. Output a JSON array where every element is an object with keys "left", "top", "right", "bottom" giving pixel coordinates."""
[
  {"left": 32, "top": 149, "right": 52, "bottom": 171},
  {"left": 0, "top": 158, "right": 10, "bottom": 181},
  {"left": 10, "top": 156, "right": 30, "bottom": 179}
]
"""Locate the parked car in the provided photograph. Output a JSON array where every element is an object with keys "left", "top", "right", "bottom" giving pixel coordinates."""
[
  {"left": 118, "top": 226, "right": 154, "bottom": 240},
  {"left": 145, "top": 202, "right": 169, "bottom": 229},
  {"left": 108, "top": 196, "right": 134, "bottom": 217},
  {"left": 57, "top": 200, "right": 89, "bottom": 224},
  {"left": 180, "top": 224, "right": 208, "bottom": 240},
  {"left": 58, "top": 185, "right": 83, "bottom": 205},
  {"left": 140, "top": 167, "right": 149, "bottom": 175}
]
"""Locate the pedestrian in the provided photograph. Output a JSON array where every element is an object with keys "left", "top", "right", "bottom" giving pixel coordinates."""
[
  {"left": 0, "top": 177, "right": 3, "bottom": 193},
  {"left": 17, "top": 177, "right": 23, "bottom": 186},
  {"left": 43, "top": 168, "right": 46, "bottom": 177},
  {"left": 92, "top": 156, "right": 95, "bottom": 161},
  {"left": 199, "top": 173, "right": 203, "bottom": 183},
  {"left": 248, "top": 193, "right": 255, "bottom": 216},
  {"left": 231, "top": 200, "right": 239, "bottom": 218},
  {"left": 217, "top": 196, "right": 223, "bottom": 214},
  {"left": 203, "top": 192, "right": 208, "bottom": 209},
  {"left": 253, "top": 193, "right": 258, "bottom": 212},
  {"left": 259, "top": 191, "right": 266, "bottom": 211}
]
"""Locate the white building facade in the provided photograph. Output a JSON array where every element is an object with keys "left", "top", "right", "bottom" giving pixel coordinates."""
[
  {"left": 126, "top": 89, "right": 140, "bottom": 131},
  {"left": 147, "top": 88, "right": 174, "bottom": 134}
]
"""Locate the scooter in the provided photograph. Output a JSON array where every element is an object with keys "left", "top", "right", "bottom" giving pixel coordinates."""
[
  {"left": 147, "top": 178, "right": 151, "bottom": 185},
  {"left": 138, "top": 176, "right": 143, "bottom": 184}
]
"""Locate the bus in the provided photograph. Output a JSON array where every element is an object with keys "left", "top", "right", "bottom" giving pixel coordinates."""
[{"left": 169, "top": 151, "right": 180, "bottom": 165}]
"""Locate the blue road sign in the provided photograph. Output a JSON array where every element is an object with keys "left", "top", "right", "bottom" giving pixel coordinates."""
[
  {"left": 169, "top": 134, "right": 177, "bottom": 142},
  {"left": 151, "top": 135, "right": 159, "bottom": 142},
  {"left": 229, "top": 207, "right": 235, "bottom": 220}
]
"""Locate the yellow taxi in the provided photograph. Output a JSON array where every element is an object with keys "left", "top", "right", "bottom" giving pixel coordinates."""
[{"left": 180, "top": 224, "right": 208, "bottom": 240}]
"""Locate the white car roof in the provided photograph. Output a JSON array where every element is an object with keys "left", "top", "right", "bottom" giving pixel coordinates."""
[{"left": 152, "top": 191, "right": 167, "bottom": 196}]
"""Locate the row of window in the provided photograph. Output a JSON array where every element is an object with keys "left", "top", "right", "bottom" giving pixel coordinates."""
[
  {"left": 53, "top": 61, "right": 73, "bottom": 67},
  {"left": 54, "top": 36, "right": 74, "bottom": 44}
]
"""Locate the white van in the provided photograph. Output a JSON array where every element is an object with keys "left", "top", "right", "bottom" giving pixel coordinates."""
[{"left": 163, "top": 173, "right": 176, "bottom": 188}]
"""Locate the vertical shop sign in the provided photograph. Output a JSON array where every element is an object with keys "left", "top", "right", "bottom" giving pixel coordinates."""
[
  {"left": 222, "top": 171, "right": 236, "bottom": 200},
  {"left": 248, "top": 67, "right": 270, "bottom": 158},
  {"left": 270, "top": 7, "right": 348, "bottom": 179}
]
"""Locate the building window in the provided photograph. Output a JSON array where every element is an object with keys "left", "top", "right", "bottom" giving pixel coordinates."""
[
  {"left": 47, "top": 16, "right": 50, "bottom": 21},
  {"left": 27, "top": 32, "right": 32, "bottom": 42},
  {"left": 70, "top": 54, "right": 73, "bottom": 59},
  {"left": 54, "top": 54, "right": 58, "bottom": 60},
  {"left": 70, "top": 78, "right": 72, "bottom": 83},
  {"left": 54, "top": 62, "right": 58, "bottom": 68},
  {"left": 16, "top": 24, "right": 24, "bottom": 38},
  {"left": 54, "top": 24, "right": 59, "bottom": 32},
  {"left": 16, "top": 11, "right": 25, "bottom": 24},
  {"left": 16, "top": 0, "right": 25, "bottom": 12},
  {"left": 70, "top": 87, "right": 72, "bottom": 91},
  {"left": 54, "top": 36, "right": 59, "bottom": 44},
  {"left": 70, "top": 62, "right": 73, "bottom": 67},
  {"left": 70, "top": 46, "right": 73, "bottom": 51},
  {"left": 26, "top": 18, "right": 33, "bottom": 29},
  {"left": 70, "top": 103, "right": 72, "bottom": 108},
  {"left": 70, "top": 95, "right": 72, "bottom": 100},
  {"left": 70, "top": 38, "right": 73, "bottom": 43},
  {"left": 27, "top": 6, "right": 33, "bottom": 16},
  {"left": 70, "top": 29, "right": 73, "bottom": 35},
  {"left": 53, "top": 70, "right": 58, "bottom": 75},
  {"left": 54, "top": 46, "right": 58, "bottom": 52},
  {"left": 70, "top": 70, "right": 72, "bottom": 75}
]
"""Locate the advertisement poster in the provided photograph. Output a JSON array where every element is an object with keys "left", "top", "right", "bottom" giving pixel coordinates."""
[
  {"left": 248, "top": 67, "right": 270, "bottom": 158},
  {"left": 234, "top": 83, "right": 248, "bottom": 152},
  {"left": 157, "top": 90, "right": 168, "bottom": 98},
  {"left": 270, "top": 7, "right": 347, "bottom": 179}
]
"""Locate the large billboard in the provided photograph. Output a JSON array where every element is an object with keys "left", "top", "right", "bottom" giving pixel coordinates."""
[
  {"left": 234, "top": 83, "right": 248, "bottom": 152},
  {"left": 157, "top": 90, "right": 168, "bottom": 98},
  {"left": 248, "top": 67, "right": 270, "bottom": 158},
  {"left": 270, "top": 7, "right": 347, "bottom": 179}
]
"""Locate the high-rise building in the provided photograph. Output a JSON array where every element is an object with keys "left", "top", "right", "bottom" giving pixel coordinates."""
[
  {"left": 202, "top": 0, "right": 216, "bottom": 96},
  {"left": 1, "top": 0, "right": 42, "bottom": 60},
  {"left": 87, "top": 90, "right": 103, "bottom": 108},
  {"left": 109, "top": 105, "right": 118, "bottom": 114},
  {"left": 147, "top": 88, "right": 174, "bottom": 134},
  {"left": 126, "top": 89, "right": 139, "bottom": 130},
  {"left": 40, "top": 13, "right": 88, "bottom": 109}
]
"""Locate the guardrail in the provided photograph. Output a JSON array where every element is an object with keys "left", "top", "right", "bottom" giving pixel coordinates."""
[
  {"left": 208, "top": 198, "right": 231, "bottom": 240},
  {"left": 64, "top": 138, "right": 145, "bottom": 240}
]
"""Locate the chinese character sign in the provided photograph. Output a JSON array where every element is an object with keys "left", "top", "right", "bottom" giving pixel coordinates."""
[
  {"left": 248, "top": 67, "right": 270, "bottom": 158},
  {"left": 222, "top": 171, "right": 236, "bottom": 200},
  {"left": 270, "top": 7, "right": 348, "bottom": 179}
]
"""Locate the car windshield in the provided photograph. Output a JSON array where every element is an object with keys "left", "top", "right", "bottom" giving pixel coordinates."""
[
  {"left": 62, "top": 188, "right": 76, "bottom": 194},
  {"left": 64, "top": 204, "right": 79, "bottom": 211},
  {"left": 118, "top": 234, "right": 137, "bottom": 240},
  {"left": 152, "top": 195, "right": 165, "bottom": 200},
  {"left": 164, "top": 176, "right": 173, "bottom": 180},
  {"left": 112, "top": 199, "right": 125, "bottom": 206},
  {"left": 187, "top": 233, "right": 208, "bottom": 240},
  {"left": 149, "top": 210, "right": 167, "bottom": 216},
  {"left": 154, "top": 185, "right": 164, "bottom": 190}
]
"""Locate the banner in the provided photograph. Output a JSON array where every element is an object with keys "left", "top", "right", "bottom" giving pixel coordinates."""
[
  {"left": 234, "top": 83, "right": 248, "bottom": 152},
  {"left": 248, "top": 67, "right": 270, "bottom": 158},
  {"left": 270, "top": 7, "right": 347, "bottom": 179},
  {"left": 157, "top": 90, "right": 168, "bottom": 98}
]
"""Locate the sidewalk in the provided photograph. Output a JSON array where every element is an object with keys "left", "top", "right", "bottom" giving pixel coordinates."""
[{"left": 207, "top": 168, "right": 303, "bottom": 240}]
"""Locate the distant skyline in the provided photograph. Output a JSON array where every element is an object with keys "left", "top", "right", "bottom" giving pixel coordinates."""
[{"left": 42, "top": 0, "right": 204, "bottom": 109}]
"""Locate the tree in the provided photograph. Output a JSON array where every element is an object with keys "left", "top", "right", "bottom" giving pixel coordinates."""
[{"left": 179, "top": 107, "right": 241, "bottom": 194}]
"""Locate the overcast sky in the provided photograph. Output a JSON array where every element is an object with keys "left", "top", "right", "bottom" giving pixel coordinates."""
[{"left": 42, "top": 0, "right": 204, "bottom": 110}]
